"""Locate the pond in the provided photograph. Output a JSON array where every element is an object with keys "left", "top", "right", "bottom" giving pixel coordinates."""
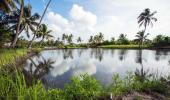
[{"left": 23, "top": 49, "right": 170, "bottom": 89}]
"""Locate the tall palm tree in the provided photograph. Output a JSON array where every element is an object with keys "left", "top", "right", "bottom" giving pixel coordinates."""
[
  {"left": 11, "top": 0, "right": 24, "bottom": 48},
  {"left": 77, "top": 36, "right": 82, "bottom": 43},
  {"left": 0, "top": 0, "right": 20, "bottom": 12},
  {"left": 138, "top": 8, "right": 157, "bottom": 32},
  {"left": 37, "top": 24, "right": 53, "bottom": 42},
  {"left": 10, "top": 4, "right": 40, "bottom": 38},
  {"left": 135, "top": 31, "right": 149, "bottom": 48},
  {"left": 28, "top": 0, "right": 52, "bottom": 48}
]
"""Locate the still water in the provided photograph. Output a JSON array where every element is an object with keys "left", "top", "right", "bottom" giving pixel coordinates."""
[{"left": 24, "top": 49, "right": 170, "bottom": 88}]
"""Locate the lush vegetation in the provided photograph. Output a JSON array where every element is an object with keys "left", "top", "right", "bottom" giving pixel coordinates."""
[
  {"left": 0, "top": 65, "right": 170, "bottom": 100},
  {"left": 0, "top": 49, "right": 27, "bottom": 67},
  {"left": 1, "top": 0, "right": 170, "bottom": 99}
]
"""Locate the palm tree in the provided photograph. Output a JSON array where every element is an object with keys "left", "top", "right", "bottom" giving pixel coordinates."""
[
  {"left": 77, "top": 36, "right": 82, "bottom": 44},
  {"left": 111, "top": 37, "right": 115, "bottom": 44},
  {"left": 98, "top": 32, "right": 104, "bottom": 43},
  {"left": 28, "top": 0, "right": 52, "bottom": 48},
  {"left": 138, "top": 8, "right": 157, "bottom": 32},
  {"left": 89, "top": 36, "right": 93, "bottom": 44},
  {"left": 10, "top": 4, "right": 40, "bottom": 38},
  {"left": 62, "top": 33, "right": 67, "bottom": 45},
  {"left": 37, "top": 24, "right": 53, "bottom": 42},
  {"left": 11, "top": 0, "right": 24, "bottom": 48},
  {"left": 0, "top": 0, "right": 20, "bottom": 12},
  {"left": 67, "top": 34, "right": 73, "bottom": 44},
  {"left": 135, "top": 31, "right": 149, "bottom": 48}
]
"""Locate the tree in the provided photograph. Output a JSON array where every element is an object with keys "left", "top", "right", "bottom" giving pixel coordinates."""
[
  {"left": 37, "top": 24, "right": 53, "bottom": 42},
  {"left": 67, "top": 34, "right": 73, "bottom": 44},
  {"left": 77, "top": 37, "right": 82, "bottom": 44},
  {"left": 135, "top": 31, "right": 149, "bottom": 48},
  {"left": 11, "top": 0, "right": 24, "bottom": 47},
  {"left": 89, "top": 36, "right": 93, "bottom": 44},
  {"left": 0, "top": 0, "right": 20, "bottom": 12},
  {"left": 138, "top": 8, "right": 157, "bottom": 32},
  {"left": 98, "top": 32, "right": 104, "bottom": 43},
  {"left": 28, "top": 0, "right": 52, "bottom": 48},
  {"left": 117, "top": 34, "right": 129, "bottom": 44},
  {"left": 11, "top": 4, "right": 40, "bottom": 39},
  {"left": 111, "top": 37, "right": 115, "bottom": 44},
  {"left": 62, "top": 33, "right": 68, "bottom": 45}
]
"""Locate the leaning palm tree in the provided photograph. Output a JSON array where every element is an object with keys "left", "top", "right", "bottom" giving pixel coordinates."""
[
  {"left": 0, "top": 0, "right": 20, "bottom": 12},
  {"left": 135, "top": 31, "right": 149, "bottom": 48},
  {"left": 10, "top": 4, "right": 40, "bottom": 38},
  {"left": 28, "top": 0, "right": 52, "bottom": 48},
  {"left": 11, "top": 0, "right": 24, "bottom": 48},
  {"left": 37, "top": 24, "right": 53, "bottom": 42},
  {"left": 138, "top": 8, "right": 157, "bottom": 32}
]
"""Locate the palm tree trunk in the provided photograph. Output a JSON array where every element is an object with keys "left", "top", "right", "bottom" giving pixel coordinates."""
[
  {"left": 28, "top": 0, "right": 52, "bottom": 48},
  {"left": 11, "top": 0, "right": 24, "bottom": 48}
]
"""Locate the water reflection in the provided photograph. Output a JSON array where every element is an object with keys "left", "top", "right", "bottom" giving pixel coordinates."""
[
  {"left": 135, "top": 50, "right": 149, "bottom": 81},
  {"left": 23, "top": 55, "right": 54, "bottom": 86},
  {"left": 24, "top": 49, "right": 170, "bottom": 88},
  {"left": 90, "top": 48, "right": 104, "bottom": 61},
  {"left": 63, "top": 49, "right": 73, "bottom": 59},
  {"left": 118, "top": 49, "right": 127, "bottom": 61}
]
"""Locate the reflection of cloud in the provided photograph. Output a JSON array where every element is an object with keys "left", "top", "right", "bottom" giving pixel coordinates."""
[
  {"left": 72, "top": 60, "right": 97, "bottom": 76},
  {"left": 50, "top": 60, "right": 71, "bottom": 77},
  {"left": 49, "top": 58, "right": 97, "bottom": 77}
]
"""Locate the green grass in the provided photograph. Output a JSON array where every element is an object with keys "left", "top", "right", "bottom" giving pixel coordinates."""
[
  {"left": 0, "top": 68, "right": 169, "bottom": 100},
  {"left": 98, "top": 45, "right": 150, "bottom": 49},
  {"left": 0, "top": 49, "right": 27, "bottom": 67}
]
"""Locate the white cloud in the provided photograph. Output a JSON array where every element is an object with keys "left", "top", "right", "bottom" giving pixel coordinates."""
[
  {"left": 70, "top": 4, "right": 97, "bottom": 28},
  {"left": 46, "top": 4, "right": 97, "bottom": 41}
]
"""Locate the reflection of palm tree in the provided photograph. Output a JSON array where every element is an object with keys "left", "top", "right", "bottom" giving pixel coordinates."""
[
  {"left": 94, "top": 48, "right": 104, "bottom": 62},
  {"left": 78, "top": 49, "right": 83, "bottom": 57},
  {"left": 23, "top": 55, "right": 54, "bottom": 86},
  {"left": 62, "top": 49, "right": 73, "bottom": 59},
  {"left": 111, "top": 49, "right": 115, "bottom": 57},
  {"left": 118, "top": 49, "right": 127, "bottom": 61},
  {"left": 155, "top": 50, "right": 161, "bottom": 61},
  {"left": 135, "top": 50, "right": 149, "bottom": 82}
]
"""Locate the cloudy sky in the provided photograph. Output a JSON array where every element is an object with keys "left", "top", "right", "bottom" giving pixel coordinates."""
[{"left": 28, "top": 0, "right": 170, "bottom": 42}]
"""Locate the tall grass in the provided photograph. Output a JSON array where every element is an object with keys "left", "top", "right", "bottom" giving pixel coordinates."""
[{"left": 0, "top": 49, "right": 27, "bottom": 67}]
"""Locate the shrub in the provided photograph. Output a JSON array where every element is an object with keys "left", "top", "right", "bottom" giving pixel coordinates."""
[{"left": 64, "top": 74, "right": 102, "bottom": 100}]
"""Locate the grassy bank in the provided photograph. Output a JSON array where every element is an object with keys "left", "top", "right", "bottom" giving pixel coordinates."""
[
  {"left": 0, "top": 49, "right": 27, "bottom": 67},
  {"left": 98, "top": 45, "right": 150, "bottom": 49}
]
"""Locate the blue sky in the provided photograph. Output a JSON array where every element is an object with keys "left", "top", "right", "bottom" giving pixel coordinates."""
[{"left": 25, "top": 0, "right": 170, "bottom": 42}]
